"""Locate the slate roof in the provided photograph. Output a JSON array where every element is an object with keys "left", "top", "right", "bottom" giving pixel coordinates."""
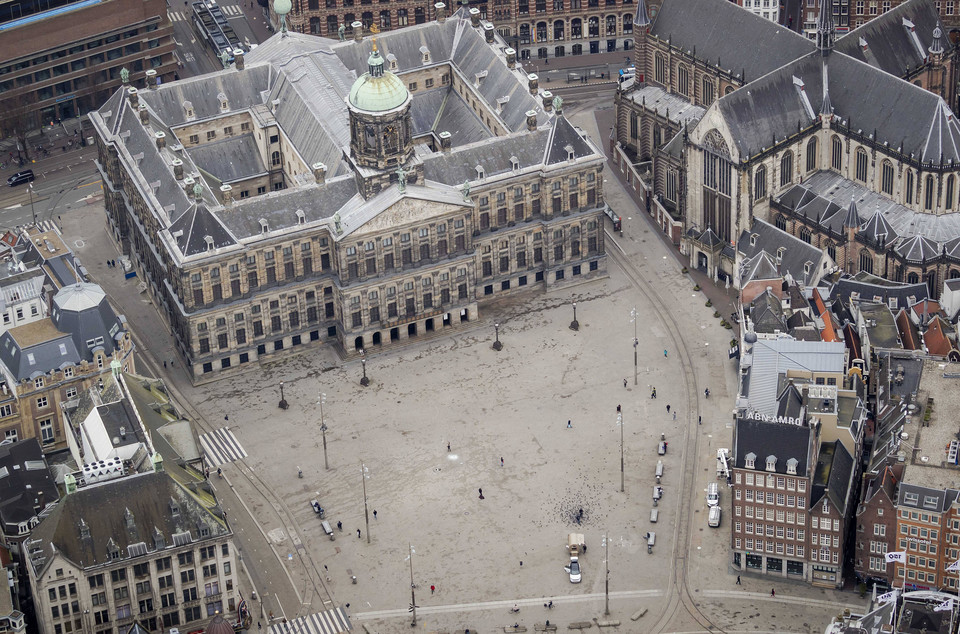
[
  {"left": 715, "top": 51, "right": 960, "bottom": 163},
  {"left": 626, "top": 84, "right": 705, "bottom": 128},
  {"left": 740, "top": 251, "right": 781, "bottom": 284},
  {"left": 733, "top": 416, "right": 813, "bottom": 474},
  {"left": 895, "top": 234, "right": 940, "bottom": 263},
  {"left": 0, "top": 439, "right": 58, "bottom": 535},
  {"left": 834, "top": 0, "right": 945, "bottom": 79},
  {"left": 169, "top": 204, "right": 238, "bottom": 257},
  {"left": 858, "top": 301, "right": 903, "bottom": 349},
  {"left": 0, "top": 283, "right": 125, "bottom": 380},
  {"left": 738, "top": 218, "right": 824, "bottom": 286},
  {"left": 831, "top": 276, "right": 928, "bottom": 308},
  {"left": 811, "top": 440, "right": 855, "bottom": 514},
  {"left": 751, "top": 289, "right": 788, "bottom": 334},
  {"left": 29, "top": 471, "right": 229, "bottom": 574},
  {"left": 898, "top": 482, "right": 959, "bottom": 512},
  {"left": 187, "top": 134, "right": 266, "bottom": 184},
  {"left": 649, "top": 0, "right": 815, "bottom": 84}
]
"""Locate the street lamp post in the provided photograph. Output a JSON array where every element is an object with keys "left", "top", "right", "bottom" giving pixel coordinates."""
[
  {"left": 28, "top": 183, "right": 36, "bottom": 226},
  {"left": 278, "top": 381, "right": 288, "bottom": 410},
  {"left": 359, "top": 349, "right": 370, "bottom": 387},
  {"left": 408, "top": 544, "right": 418, "bottom": 626},
  {"left": 318, "top": 392, "right": 328, "bottom": 470},
  {"left": 604, "top": 533, "right": 610, "bottom": 616},
  {"left": 618, "top": 411, "right": 624, "bottom": 493},
  {"left": 630, "top": 307, "right": 639, "bottom": 386},
  {"left": 361, "top": 462, "right": 370, "bottom": 544},
  {"left": 570, "top": 301, "right": 579, "bottom": 331},
  {"left": 492, "top": 322, "right": 502, "bottom": 351}
]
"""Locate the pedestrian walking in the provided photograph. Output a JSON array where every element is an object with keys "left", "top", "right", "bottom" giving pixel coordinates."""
[
  {"left": 357, "top": 529, "right": 361, "bottom": 539},
  {"left": 617, "top": 404, "right": 621, "bottom": 412},
  {"left": 663, "top": 349, "right": 668, "bottom": 357},
  {"left": 373, "top": 510, "right": 377, "bottom": 519},
  {"left": 698, "top": 416, "right": 702, "bottom": 425},
  {"left": 623, "top": 378, "right": 627, "bottom": 388},
  {"left": 163, "top": 360, "right": 167, "bottom": 368},
  {"left": 672, "top": 411, "right": 676, "bottom": 421},
  {"left": 500, "top": 457, "right": 504, "bottom": 467},
  {"left": 705, "top": 388, "right": 710, "bottom": 398},
  {"left": 736, "top": 575, "right": 741, "bottom": 585},
  {"left": 567, "top": 420, "right": 572, "bottom": 428},
  {"left": 224, "top": 414, "right": 229, "bottom": 421},
  {"left": 666, "top": 404, "right": 671, "bottom": 413},
  {"left": 447, "top": 442, "right": 451, "bottom": 452},
  {"left": 337, "top": 521, "right": 342, "bottom": 531},
  {"left": 478, "top": 487, "right": 484, "bottom": 499},
  {"left": 770, "top": 588, "right": 775, "bottom": 597},
  {"left": 431, "top": 585, "right": 435, "bottom": 595},
  {"left": 651, "top": 387, "right": 657, "bottom": 398}
]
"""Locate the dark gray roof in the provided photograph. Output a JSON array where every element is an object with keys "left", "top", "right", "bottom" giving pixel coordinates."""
[
  {"left": 217, "top": 176, "right": 359, "bottom": 240},
  {"left": 716, "top": 51, "right": 960, "bottom": 163},
  {"left": 842, "top": 198, "right": 860, "bottom": 228},
  {"left": 410, "top": 88, "right": 492, "bottom": 146},
  {"left": 898, "top": 482, "right": 960, "bottom": 512},
  {"left": 137, "top": 65, "right": 274, "bottom": 126},
  {"left": 741, "top": 251, "right": 780, "bottom": 284},
  {"left": 51, "top": 283, "right": 125, "bottom": 360},
  {"left": 29, "top": 471, "right": 229, "bottom": 573},
  {"left": 738, "top": 218, "right": 824, "bottom": 286},
  {"left": 169, "top": 204, "right": 237, "bottom": 256},
  {"left": 895, "top": 234, "right": 940, "bottom": 263},
  {"left": 423, "top": 128, "right": 551, "bottom": 185},
  {"left": 751, "top": 289, "right": 788, "bottom": 334},
  {"left": 546, "top": 116, "right": 596, "bottom": 165},
  {"left": 830, "top": 276, "right": 929, "bottom": 307},
  {"left": 187, "top": 134, "right": 266, "bottom": 184},
  {"left": 776, "top": 383, "right": 804, "bottom": 420},
  {"left": 733, "top": 416, "right": 813, "bottom": 474},
  {"left": 95, "top": 400, "right": 147, "bottom": 450},
  {"left": 649, "top": 0, "right": 814, "bottom": 84},
  {"left": 859, "top": 208, "right": 899, "bottom": 244},
  {"left": 0, "top": 439, "right": 58, "bottom": 535},
  {"left": 835, "top": 0, "right": 945, "bottom": 79},
  {"left": 811, "top": 440, "right": 855, "bottom": 514}
]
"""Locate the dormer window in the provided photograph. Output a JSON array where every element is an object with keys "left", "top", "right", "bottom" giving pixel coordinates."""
[
  {"left": 745, "top": 452, "right": 756, "bottom": 469},
  {"left": 565, "top": 144, "right": 575, "bottom": 161},
  {"left": 750, "top": 233, "right": 758, "bottom": 246},
  {"left": 182, "top": 100, "right": 195, "bottom": 120},
  {"left": 476, "top": 165, "right": 485, "bottom": 180},
  {"left": 296, "top": 209, "right": 306, "bottom": 225},
  {"left": 106, "top": 538, "right": 120, "bottom": 560},
  {"left": 510, "top": 156, "right": 519, "bottom": 171},
  {"left": 804, "top": 261, "right": 812, "bottom": 275},
  {"left": 765, "top": 455, "right": 777, "bottom": 472},
  {"left": 217, "top": 92, "right": 229, "bottom": 112},
  {"left": 168, "top": 499, "right": 180, "bottom": 517},
  {"left": 204, "top": 235, "right": 214, "bottom": 252},
  {"left": 124, "top": 508, "right": 135, "bottom": 529},
  {"left": 386, "top": 53, "right": 398, "bottom": 71},
  {"left": 777, "top": 247, "right": 785, "bottom": 262},
  {"left": 420, "top": 45, "right": 431, "bottom": 64},
  {"left": 259, "top": 219, "right": 269, "bottom": 234},
  {"left": 786, "top": 458, "right": 798, "bottom": 475},
  {"left": 79, "top": 519, "right": 91, "bottom": 539}
]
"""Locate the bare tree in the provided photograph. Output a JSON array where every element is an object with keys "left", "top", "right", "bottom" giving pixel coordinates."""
[{"left": 0, "top": 92, "right": 36, "bottom": 163}]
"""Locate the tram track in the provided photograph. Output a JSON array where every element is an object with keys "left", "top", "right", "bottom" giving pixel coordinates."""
[{"left": 605, "top": 232, "right": 727, "bottom": 633}]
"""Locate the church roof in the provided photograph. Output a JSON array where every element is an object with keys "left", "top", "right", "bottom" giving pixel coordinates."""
[
  {"left": 835, "top": 0, "right": 946, "bottom": 79},
  {"left": 649, "top": 0, "right": 815, "bottom": 83},
  {"left": 894, "top": 234, "right": 940, "bottom": 263},
  {"left": 842, "top": 198, "right": 860, "bottom": 228},
  {"left": 859, "top": 206, "right": 899, "bottom": 244}
]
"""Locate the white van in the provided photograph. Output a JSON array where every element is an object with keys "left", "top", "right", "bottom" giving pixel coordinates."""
[
  {"left": 706, "top": 482, "right": 719, "bottom": 507},
  {"left": 708, "top": 505, "right": 721, "bottom": 528}
]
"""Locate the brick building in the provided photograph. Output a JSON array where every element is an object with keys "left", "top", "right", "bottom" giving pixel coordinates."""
[
  {"left": 281, "top": 0, "right": 640, "bottom": 63},
  {"left": 0, "top": 0, "right": 176, "bottom": 132}
]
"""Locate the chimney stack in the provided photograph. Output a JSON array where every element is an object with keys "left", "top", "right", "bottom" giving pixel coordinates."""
[
  {"left": 127, "top": 87, "right": 139, "bottom": 108},
  {"left": 469, "top": 7, "right": 480, "bottom": 27},
  {"left": 184, "top": 176, "right": 196, "bottom": 196},
  {"left": 172, "top": 158, "right": 184, "bottom": 180},
  {"left": 138, "top": 103, "right": 149, "bottom": 125},
  {"left": 234, "top": 49, "right": 245, "bottom": 70},
  {"left": 525, "top": 110, "right": 537, "bottom": 132},
  {"left": 312, "top": 162, "right": 327, "bottom": 185},
  {"left": 439, "top": 130, "right": 452, "bottom": 152},
  {"left": 527, "top": 73, "right": 539, "bottom": 95},
  {"left": 505, "top": 48, "right": 517, "bottom": 69},
  {"left": 484, "top": 23, "right": 495, "bottom": 43},
  {"left": 145, "top": 69, "right": 158, "bottom": 89},
  {"left": 155, "top": 131, "right": 166, "bottom": 151},
  {"left": 434, "top": 2, "right": 445, "bottom": 23},
  {"left": 220, "top": 184, "right": 233, "bottom": 206},
  {"left": 352, "top": 20, "right": 364, "bottom": 42},
  {"left": 542, "top": 90, "right": 553, "bottom": 111}
]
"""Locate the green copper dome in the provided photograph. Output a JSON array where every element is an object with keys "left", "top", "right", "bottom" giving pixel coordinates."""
[{"left": 348, "top": 48, "right": 409, "bottom": 112}]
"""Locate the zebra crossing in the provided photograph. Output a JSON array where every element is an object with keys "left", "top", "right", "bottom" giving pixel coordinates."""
[
  {"left": 199, "top": 426, "right": 248, "bottom": 467},
  {"left": 168, "top": 3, "right": 243, "bottom": 22},
  {"left": 268, "top": 608, "right": 352, "bottom": 634}
]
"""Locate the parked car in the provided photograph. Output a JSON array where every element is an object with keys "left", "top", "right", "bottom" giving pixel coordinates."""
[
  {"left": 708, "top": 506, "right": 721, "bottom": 528},
  {"left": 7, "top": 170, "right": 34, "bottom": 187},
  {"left": 565, "top": 559, "right": 581, "bottom": 583}
]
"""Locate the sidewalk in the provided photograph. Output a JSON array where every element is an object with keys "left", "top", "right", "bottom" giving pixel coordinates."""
[{"left": 0, "top": 117, "right": 90, "bottom": 168}]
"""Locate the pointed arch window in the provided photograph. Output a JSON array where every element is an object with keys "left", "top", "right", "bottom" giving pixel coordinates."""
[
  {"left": 780, "top": 152, "right": 793, "bottom": 187},
  {"left": 881, "top": 161, "right": 894, "bottom": 195},
  {"left": 754, "top": 165, "right": 767, "bottom": 201},
  {"left": 855, "top": 148, "right": 868, "bottom": 182},
  {"left": 677, "top": 64, "right": 689, "bottom": 97},
  {"left": 925, "top": 174, "right": 935, "bottom": 210},
  {"left": 831, "top": 136, "right": 843, "bottom": 170},
  {"left": 947, "top": 175, "right": 955, "bottom": 210},
  {"left": 906, "top": 170, "right": 914, "bottom": 204},
  {"left": 859, "top": 249, "right": 874, "bottom": 274},
  {"left": 806, "top": 137, "right": 818, "bottom": 172}
]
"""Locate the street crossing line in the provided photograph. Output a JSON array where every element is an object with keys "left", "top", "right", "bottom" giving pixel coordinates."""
[
  {"left": 169, "top": 4, "right": 243, "bottom": 21},
  {"left": 200, "top": 426, "right": 248, "bottom": 467},
  {"left": 269, "top": 608, "right": 352, "bottom": 634}
]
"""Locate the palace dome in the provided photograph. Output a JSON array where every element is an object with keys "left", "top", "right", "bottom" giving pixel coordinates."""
[{"left": 348, "top": 48, "right": 409, "bottom": 112}]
